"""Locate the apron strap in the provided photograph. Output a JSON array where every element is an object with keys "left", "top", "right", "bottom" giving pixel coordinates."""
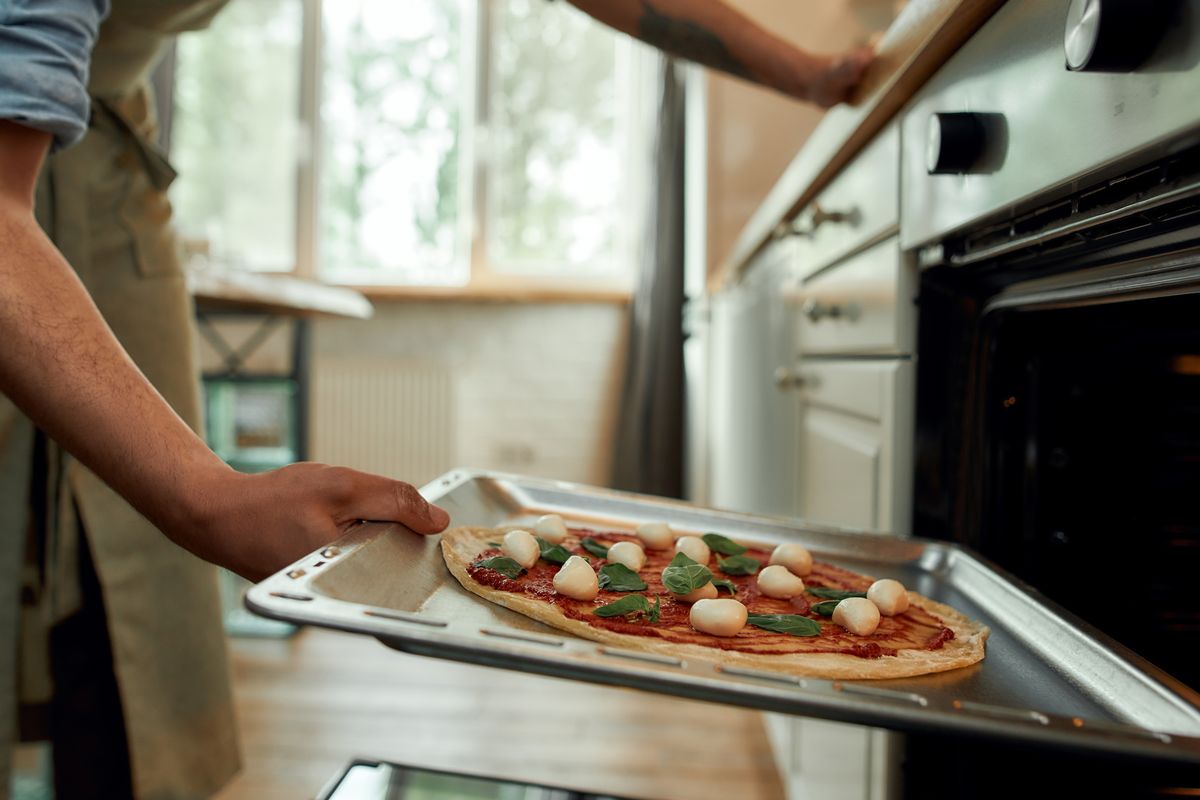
[{"left": 90, "top": 97, "right": 178, "bottom": 191}]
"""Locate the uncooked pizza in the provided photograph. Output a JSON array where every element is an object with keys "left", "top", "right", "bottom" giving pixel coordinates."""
[{"left": 440, "top": 517, "right": 988, "bottom": 680}]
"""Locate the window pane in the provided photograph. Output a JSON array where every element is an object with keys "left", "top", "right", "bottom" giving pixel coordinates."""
[
  {"left": 319, "top": 0, "right": 467, "bottom": 284},
  {"left": 488, "top": 0, "right": 624, "bottom": 275},
  {"left": 172, "top": 0, "right": 302, "bottom": 272}
]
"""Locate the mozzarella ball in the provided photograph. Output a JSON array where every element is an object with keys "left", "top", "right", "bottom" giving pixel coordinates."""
[
  {"left": 636, "top": 522, "right": 675, "bottom": 550},
  {"left": 502, "top": 529, "right": 539, "bottom": 569},
  {"left": 674, "top": 582, "right": 718, "bottom": 603},
  {"left": 674, "top": 536, "right": 711, "bottom": 565},
  {"left": 832, "top": 597, "right": 881, "bottom": 636},
  {"left": 533, "top": 514, "right": 570, "bottom": 544},
  {"left": 867, "top": 579, "right": 910, "bottom": 616},
  {"left": 769, "top": 543, "right": 813, "bottom": 577},
  {"left": 553, "top": 556, "right": 599, "bottom": 601},
  {"left": 689, "top": 598, "right": 749, "bottom": 637},
  {"left": 756, "top": 564, "right": 806, "bottom": 599},
  {"left": 607, "top": 541, "right": 646, "bottom": 571}
]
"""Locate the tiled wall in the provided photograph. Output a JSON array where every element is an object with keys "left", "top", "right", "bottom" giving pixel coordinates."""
[{"left": 310, "top": 301, "right": 629, "bottom": 487}]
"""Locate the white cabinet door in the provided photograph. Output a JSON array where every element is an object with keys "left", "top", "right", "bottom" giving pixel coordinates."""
[
  {"left": 708, "top": 240, "right": 800, "bottom": 518},
  {"left": 796, "top": 359, "right": 915, "bottom": 535}
]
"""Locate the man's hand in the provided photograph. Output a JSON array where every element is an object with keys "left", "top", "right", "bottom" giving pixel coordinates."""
[
  {"left": 791, "top": 45, "right": 875, "bottom": 108},
  {"left": 182, "top": 464, "right": 450, "bottom": 582},
  {"left": 567, "top": 0, "right": 875, "bottom": 107},
  {"left": 0, "top": 120, "right": 449, "bottom": 583}
]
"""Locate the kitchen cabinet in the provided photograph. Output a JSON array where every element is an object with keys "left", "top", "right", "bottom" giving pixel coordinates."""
[
  {"left": 795, "top": 236, "right": 916, "bottom": 357},
  {"left": 707, "top": 237, "right": 800, "bottom": 518},
  {"left": 707, "top": 123, "right": 909, "bottom": 800},
  {"left": 789, "top": 125, "right": 900, "bottom": 281},
  {"left": 797, "top": 359, "right": 915, "bottom": 534}
]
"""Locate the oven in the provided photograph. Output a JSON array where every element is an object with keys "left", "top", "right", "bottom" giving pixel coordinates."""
[{"left": 901, "top": 0, "right": 1200, "bottom": 793}]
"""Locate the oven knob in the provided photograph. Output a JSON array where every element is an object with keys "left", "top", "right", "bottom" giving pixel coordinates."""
[
  {"left": 926, "top": 112, "right": 988, "bottom": 175},
  {"left": 1064, "top": 0, "right": 1175, "bottom": 72}
]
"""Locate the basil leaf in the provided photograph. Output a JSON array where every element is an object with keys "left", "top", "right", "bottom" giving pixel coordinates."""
[
  {"left": 581, "top": 537, "right": 610, "bottom": 559},
  {"left": 702, "top": 532, "right": 748, "bottom": 556},
  {"left": 486, "top": 541, "right": 502, "bottom": 548},
  {"left": 747, "top": 614, "right": 822, "bottom": 637},
  {"left": 594, "top": 594, "right": 651, "bottom": 618},
  {"left": 535, "top": 537, "right": 572, "bottom": 565},
  {"left": 472, "top": 556, "right": 525, "bottom": 580},
  {"left": 648, "top": 595, "right": 662, "bottom": 623},
  {"left": 712, "top": 578, "right": 738, "bottom": 595},
  {"left": 717, "top": 554, "right": 762, "bottom": 576},
  {"left": 807, "top": 587, "right": 867, "bottom": 601},
  {"left": 811, "top": 600, "right": 840, "bottom": 616},
  {"left": 598, "top": 563, "right": 648, "bottom": 592},
  {"left": 661, "top": 552, "right": 713, "bottom": 595}
]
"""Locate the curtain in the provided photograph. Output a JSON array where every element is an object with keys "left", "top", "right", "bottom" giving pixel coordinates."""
[{"left": 610, "top": 58, "right": 686, "bottom": 497}]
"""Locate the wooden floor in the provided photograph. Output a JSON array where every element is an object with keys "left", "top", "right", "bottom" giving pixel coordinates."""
[{"left": 216, "top": 628, "right": 785, "bottom": 800}]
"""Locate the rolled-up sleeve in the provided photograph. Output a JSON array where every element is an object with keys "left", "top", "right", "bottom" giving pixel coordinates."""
[{"left": 0, "top": 0, "right": 110, "bottom": 149}]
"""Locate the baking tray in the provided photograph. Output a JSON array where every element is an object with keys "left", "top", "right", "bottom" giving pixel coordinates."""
[{"left": 246, "top": 469, "right": 1200, "bottom": 764}]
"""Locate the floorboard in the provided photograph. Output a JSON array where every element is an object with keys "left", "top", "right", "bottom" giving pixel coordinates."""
[{"left": 216, "top": 628, "right": 785, "bottom": 800}]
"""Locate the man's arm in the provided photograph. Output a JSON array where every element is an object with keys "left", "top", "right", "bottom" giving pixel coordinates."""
[
  {"left": 0, "top": 120, "right": 448, "bottom": 581},
  {"left": 567, "top": 0, "right": 873, "bottom": 107}
]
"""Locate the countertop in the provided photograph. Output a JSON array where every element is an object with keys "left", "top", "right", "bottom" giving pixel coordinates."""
[
  {"left": 188, "top": 267, "right": 374, "bottom": 319},
  {"left": 714, "top": 0, "right": 1006, "bottom": 289}
]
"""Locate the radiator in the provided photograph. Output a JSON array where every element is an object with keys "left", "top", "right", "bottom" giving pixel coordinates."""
[{"left": 310, "top": 358, "right": 455, "bottom": 486}]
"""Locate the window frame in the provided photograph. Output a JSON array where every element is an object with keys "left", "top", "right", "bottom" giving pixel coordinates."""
[{"left": 282, "top": 0, "right": 650, "bottom": 295}]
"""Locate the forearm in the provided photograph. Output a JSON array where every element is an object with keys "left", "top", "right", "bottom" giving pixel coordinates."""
[
  {"left": 0, "top": 122, "right": 448, "bottom": 582},
  {"left": 567, "top": 0, "right": 822, "bottom": 100},
  {"left": 0, "top": 127, "right": 230, "bottom": 543}
]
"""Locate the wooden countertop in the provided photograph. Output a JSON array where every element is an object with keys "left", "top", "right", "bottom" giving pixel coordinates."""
[
  {"left": 188, "top": 268, "right": 374, "bottom": 319},
  {"left": 715, "top": 0, "right": 1007, "bottom": 289}
]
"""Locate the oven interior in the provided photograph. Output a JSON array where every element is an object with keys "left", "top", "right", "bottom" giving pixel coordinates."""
[
  {"left": 980, "top": 293, "right": 1200, "bottom": 690},
  {"left": 909, "top": 153, "right": 1200, "bottom": 796}
]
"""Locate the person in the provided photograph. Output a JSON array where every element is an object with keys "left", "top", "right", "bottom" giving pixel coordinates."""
[{"left": 0, "top": 0, "right": 871, "bottom": 797}]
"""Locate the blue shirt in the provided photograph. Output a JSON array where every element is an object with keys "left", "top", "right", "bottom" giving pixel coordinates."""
[{"left": 0, "top": 0, "right": 110, "bottom": 149}]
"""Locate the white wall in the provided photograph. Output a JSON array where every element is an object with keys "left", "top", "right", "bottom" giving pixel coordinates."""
[{"left": 310, "top": 301, "right": 629, "bottom": 488}]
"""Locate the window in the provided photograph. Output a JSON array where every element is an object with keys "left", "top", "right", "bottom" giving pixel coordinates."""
[
  {"left": 171, "top": 0, "right": 651, "bottom": 288},
  {"left": 171, "top": 0, "right": 303, "bottom": 273}
]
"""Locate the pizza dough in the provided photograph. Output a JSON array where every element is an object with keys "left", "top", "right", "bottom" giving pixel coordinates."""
[{"left": 441, "top": 525, "right": 989, "bottom": 681}]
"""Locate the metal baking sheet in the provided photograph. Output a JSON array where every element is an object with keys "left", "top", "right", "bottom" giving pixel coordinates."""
[{"left": 246, "top": 470, "right": 1200, "bottom": 764}]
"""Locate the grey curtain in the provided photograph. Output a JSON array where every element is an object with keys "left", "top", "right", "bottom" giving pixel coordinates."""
[{"left": 611, "top": 59, "right": 686, "bottom": 497}]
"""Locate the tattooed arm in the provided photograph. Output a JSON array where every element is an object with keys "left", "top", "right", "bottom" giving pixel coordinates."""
[{"left": 566, "top": 0, "right": 873, "bottom": 107}]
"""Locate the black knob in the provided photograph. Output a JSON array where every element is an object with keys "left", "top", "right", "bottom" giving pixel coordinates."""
[
  {"left": 926, "top": 112, "right": 988, "bottom": 175},
  {"left": 1064, "top": 0, "right": 1176, "bottom": 72}
]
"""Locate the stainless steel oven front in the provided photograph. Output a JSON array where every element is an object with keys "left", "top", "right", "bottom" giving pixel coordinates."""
[{"left": 901, "top": 0, "right": 1200, "bottom": 795}]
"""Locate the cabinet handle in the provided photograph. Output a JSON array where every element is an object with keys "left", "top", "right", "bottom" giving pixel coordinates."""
[
  {"left": 773, "top": 366, "right": 809, "bottom": 390},
  {"left": 776, "top": 203, "right": 860, "bottom": 239},
  {"left": 802, "top": 298, "right": 861, "bottom": 322}
]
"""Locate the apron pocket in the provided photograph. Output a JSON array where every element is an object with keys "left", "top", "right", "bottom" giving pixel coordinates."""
[{"left": 118, "top": 167, "right": 184, "bottom": 280}]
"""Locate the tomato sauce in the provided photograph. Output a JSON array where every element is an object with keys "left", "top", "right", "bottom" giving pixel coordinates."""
[{"left": 466, "top": 528, "right": 954, "bottom": 659}]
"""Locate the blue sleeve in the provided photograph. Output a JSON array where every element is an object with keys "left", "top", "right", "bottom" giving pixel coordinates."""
[{"left": 0, "top": 0, "right": 111, "bottom": 149}]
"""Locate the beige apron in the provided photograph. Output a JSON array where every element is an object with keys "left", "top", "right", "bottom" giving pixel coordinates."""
[{"left": 0, "top": 1, "right": 239, "bottom": 797}]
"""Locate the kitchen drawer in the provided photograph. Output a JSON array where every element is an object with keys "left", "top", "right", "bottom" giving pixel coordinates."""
[
  {"left": 790, "top": 124, "right": 899, "bottom": 279},
  {"left": 794, "top": 236, "right": 915, "bottom": 356},
  {"left": 795, "top": 359, "right": 914, "bottom": 534}
]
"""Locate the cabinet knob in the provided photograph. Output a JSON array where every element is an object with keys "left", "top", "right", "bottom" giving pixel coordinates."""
[
  {"left": 802, "top": 298, "right": 860, "bottom": 322},
  {"left": 773, "top": 366, "right": 809, "bottom": 391}
]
